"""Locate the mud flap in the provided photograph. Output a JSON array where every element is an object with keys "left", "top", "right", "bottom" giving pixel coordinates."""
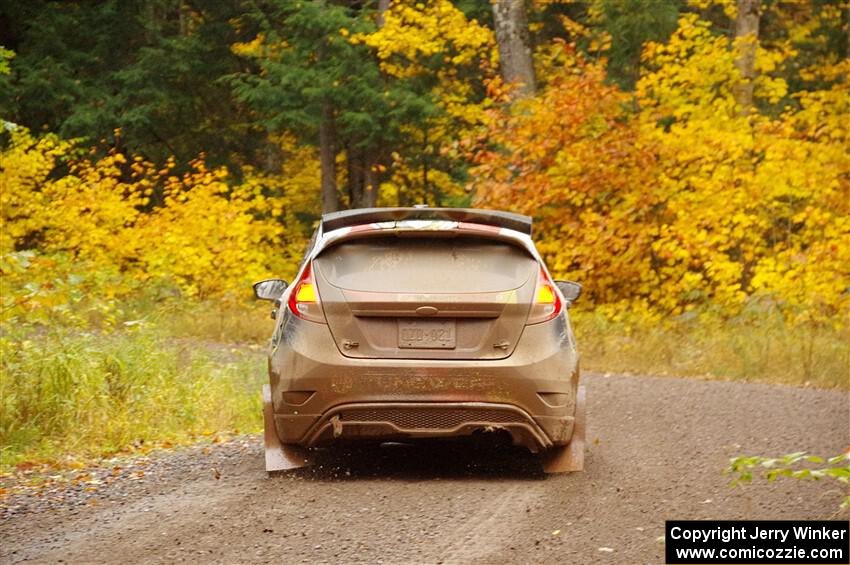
[
  {"left": 540, "top": 385, "right": 586, "bottom": 474},
  {"left": 263, "top": 384, "right": 311, "bottom": 473}
]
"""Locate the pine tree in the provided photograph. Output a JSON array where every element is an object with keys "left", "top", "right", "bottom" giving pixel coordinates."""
[{"left": 228, "top": 0, "right": 437, "bottom": 211}]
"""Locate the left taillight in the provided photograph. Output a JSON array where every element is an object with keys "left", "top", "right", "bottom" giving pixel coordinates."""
[
  {"left": 526, "top": 266, "right": 563, "bottom": 325},
  {"left": 287, "top": 262, "right": 326, "bottom": 323}
]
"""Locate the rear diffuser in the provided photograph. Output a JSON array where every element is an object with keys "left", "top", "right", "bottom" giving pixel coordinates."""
[
  {"left": 541, "top": 385, "right": 586, "bottom": 473},
  {"left": 263, "top": 384, "right": 311, "bottom": 473}
]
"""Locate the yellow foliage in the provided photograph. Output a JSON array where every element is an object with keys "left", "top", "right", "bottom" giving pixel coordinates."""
[
  {"left": 354, "top": 0, "right": 496, "bottom": 79},
  {"left": 1, "top": 126, "right": 317, "bottom": 307},
  {"left": 353, "top": 0, "right": 497, "bottom": 205},
  {"left": 635, "top": 15, "right": 849, "bottom": 323},
  {"left": 0, "top": 126, "right": 73, "bottom": 253},
  {"left": 687, "top": 0, "right": 737, "bottom": 18},
  {"left": 471, "top": 16, "right": 849, "bottom": 327},
  {"left": 639, "top": 15, "right": 739, "bottom": 120},
  {"left": 3, "top": 11, "right": 847, "bottom": 332},
  {"left": 134, "top": 165, "right": 279, "bottom": 298},
  {"left": 638, "top": 14, "right": 790, "bottom": 120}
]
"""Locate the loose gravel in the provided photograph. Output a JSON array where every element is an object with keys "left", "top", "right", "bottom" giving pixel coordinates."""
[{"left": 1, "top": 372, "right": 847, "bottom": 564}]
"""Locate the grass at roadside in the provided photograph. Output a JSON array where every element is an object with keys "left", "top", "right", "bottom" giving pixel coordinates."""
[
  {"left": 153, "top": 300, "right": 276, "bottom": 345},
  {"left": 573, "top": 311, "right": 849, "bottom": 389},
  {"left": 2, "top": 299, "right": 847, "bottom": 472},
  {"left": 0, "top": 313, "right": 268, "bottom": 470}
]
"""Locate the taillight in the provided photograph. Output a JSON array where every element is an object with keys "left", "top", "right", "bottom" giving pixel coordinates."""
[
  {"left": 527, "top": 267, "right": 562, "bottom": 324},
  {"left": 287, "top": 262, "right": 326, "bottom": 323}
]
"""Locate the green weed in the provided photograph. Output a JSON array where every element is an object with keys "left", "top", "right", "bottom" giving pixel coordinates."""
[{"left": 0, "top": 324, "right": 264, "bottom": 469}]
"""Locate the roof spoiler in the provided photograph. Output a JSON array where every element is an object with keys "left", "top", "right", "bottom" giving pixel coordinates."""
[{"left": 321, "top": 207, "right": 532, "bottom": 237}]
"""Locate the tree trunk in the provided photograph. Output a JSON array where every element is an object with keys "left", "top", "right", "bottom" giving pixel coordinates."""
[
  {"left": 261, "top": 141, "right": 282, "bottom": 174},
  {"left": 733, "top": 0, "right": 760, "bottom": 117},
  {"left": 319, "top": 104, "right": 339, "bottom": 213},
  {"left": 361, "top": 0, "right": 389, "bottom": 209},
  {"left": 422, "top": 125, "right": 431, "bottom": 204},
  {"left": 347, "top": 144, "right": 364, "bottom": 209},
  {"left": 363, "top": 158, "right": 378, "bottom": 208},
  {"left": 491, "top": 0, "right": 536, "bottom": 98},
  {"left": 844, "top": 3, "right": 850, "bottom": 61},
  {"left": 377, "top": 0, "right": 390, "bottom": 28}
]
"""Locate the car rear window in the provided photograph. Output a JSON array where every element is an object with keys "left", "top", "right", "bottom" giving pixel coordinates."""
[{"left": 314, "top": 236, "right": 536, "bottom": 294}]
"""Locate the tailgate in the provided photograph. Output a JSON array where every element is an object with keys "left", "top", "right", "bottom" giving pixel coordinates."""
[{"left": 313, "top": 235, "right": 538, "bottom": 360}]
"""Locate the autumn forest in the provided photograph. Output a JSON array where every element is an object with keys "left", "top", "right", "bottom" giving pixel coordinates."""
[{"left": 1, "top": 0, "right": 848, "bottom": 464}]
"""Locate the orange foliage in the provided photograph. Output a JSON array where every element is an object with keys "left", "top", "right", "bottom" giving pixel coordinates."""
[
  {"left": 470, "top": 35, "right": 849, "bottom": 325},
  {"left": 472, "top": 47, "right": 661, "bottom": 312}
]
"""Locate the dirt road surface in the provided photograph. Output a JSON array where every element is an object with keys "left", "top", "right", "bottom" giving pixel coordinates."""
[{"left": 2, "top": 372, "right": 847, "bottom": 564}]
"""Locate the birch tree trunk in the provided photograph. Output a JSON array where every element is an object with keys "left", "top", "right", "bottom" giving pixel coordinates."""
[
  {"left": 491, "top": 0, "right": 536, "bottom": 98},
  {"left": 734, "top": 0, "right": 760, "bottom": 116}
]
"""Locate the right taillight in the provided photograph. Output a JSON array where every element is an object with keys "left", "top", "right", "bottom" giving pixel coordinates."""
[
  {"left": 287, "top": 262, "right": 326, "bottom": 323},
  {"left": 527, "top": 266, "right": 563, "bottom": 324}
]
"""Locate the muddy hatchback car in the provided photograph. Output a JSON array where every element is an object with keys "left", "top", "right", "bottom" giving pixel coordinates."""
[{"left": 254, "top": 208, "right": 585, "bottom": 473}]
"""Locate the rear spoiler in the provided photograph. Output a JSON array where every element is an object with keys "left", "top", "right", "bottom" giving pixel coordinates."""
[{"left": 321, "top": 207, "right": 532, "bottom": 237}]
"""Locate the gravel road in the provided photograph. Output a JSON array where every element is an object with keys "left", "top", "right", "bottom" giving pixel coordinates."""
[{"left": 2, "top": 372, "right": 847, "bottom": 564}]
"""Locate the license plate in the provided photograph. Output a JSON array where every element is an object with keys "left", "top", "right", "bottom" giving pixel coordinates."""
[{"left": 398, "top": 319, "right": 456, "bottom": 349}]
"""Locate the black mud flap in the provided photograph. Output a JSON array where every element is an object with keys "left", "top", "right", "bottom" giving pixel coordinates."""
[
  {"left": 540, "top": 385, "right": 586, "bottom": 473},
  {"left": 263, "top": 384, "right": 311, "bottom": 473}
]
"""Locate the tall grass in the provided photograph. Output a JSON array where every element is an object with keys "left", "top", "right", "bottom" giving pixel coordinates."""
[
  {"left": 573, "top": 310, "right": 849, "bottom": 389},
  {"left": 2, "top": 298, "right": 846, "bottom": 469},
  {"left": 154, "top": 300, "right": 274, "bottom": 344},
  {"left": 0, "top": 324, "right": 265, "bottom": 468}
]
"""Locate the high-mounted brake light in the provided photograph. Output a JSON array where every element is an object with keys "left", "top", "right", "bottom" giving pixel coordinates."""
[
  {"left": 458, "top": 221, "right": 501, "bottom": 234},
  {"left": 287, "top": 262, "right": 326, "bottom": 323},
  {"left": 527, "top": 267, "right": 562, "bottom": 324}
]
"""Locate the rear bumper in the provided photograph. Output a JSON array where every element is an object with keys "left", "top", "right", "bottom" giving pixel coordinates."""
[
  {"left": 299, "top": 401, "right": 555, "bottom": 451},
  {"left": 268, "top": 312, "right": 579, "bottom": 451}
]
